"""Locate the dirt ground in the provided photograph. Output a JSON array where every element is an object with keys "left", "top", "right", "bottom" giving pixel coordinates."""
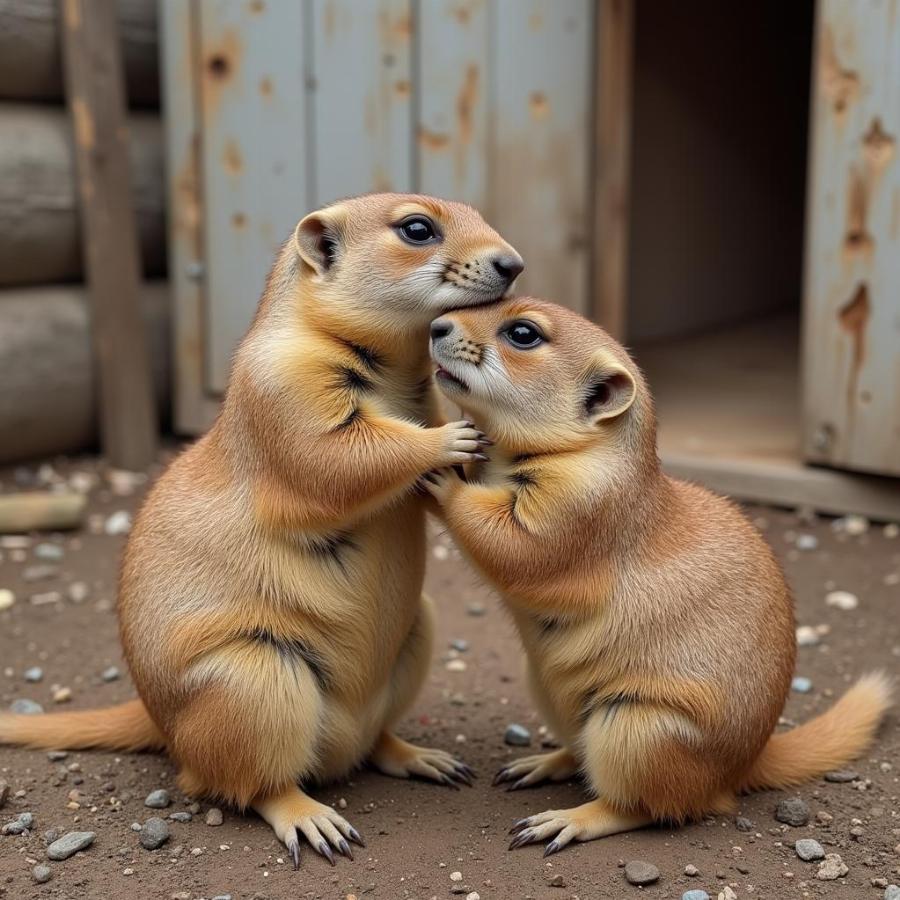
[{"left": 0, "top": 452, "right": 898, "bottom": 900}]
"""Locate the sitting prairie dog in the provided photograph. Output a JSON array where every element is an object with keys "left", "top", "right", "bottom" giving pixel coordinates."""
[
  {"left": 424, "top": 296, "right": 892, "bottom": 855},
  {"left": 0, "top": 194, "right": 523, "bottom": 866}
]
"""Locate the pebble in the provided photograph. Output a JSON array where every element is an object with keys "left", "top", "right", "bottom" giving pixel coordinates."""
[
  {"left": 795, "top": 838, "right": 825, "bottom": 861},
  {"left": 34, "top": 543, "right": 64, "bottom": 561},
  {"left": 465, "top": 601, "right": 486, "bottom": 617},
  {"left": 450, "top": 871, "right": 463, "bottom": 882},
  {"left": 144, "top": 789, "right": 171, "bottom": 809},
  {"left": 446, "top": 659, "right": 467, "bottom": 672},
  {"left": 825, "top": 590, "right": 858, "bottom": 610},
  {"left": 795, "top": 625, "right": 822, "bottom": 646},
  {"left": 2, "top": 812, "right": 34, "bottom": 835},
  {"left": 10, "top": 698, "right": 44, "bottom": 715},
  {"left": 824, "top": 769, "right": 859, "bottom": 783},
  {"left": 450, "top": 638, "right": 470, "bottom": 652},
  {"left": 834, "top": 514, "right": 868, "bottom": 535},
  {"left": 796, "top": 534, "right": 818, "bottom": 550},
  {"left": 22, "top": 565, "right": 58, "bottom": 582},
  {"left": 884, "top": 886, "right": 900, "bottom": 900},
  {"left": 682, "top": 892, "right": 710, "bottom": 900},
  {"left": 101, "top": 666, "right": 121, "bottom": 682},
  {"left": 624, "top": 860, "right": 660, "bottom": 886},
  {"left": 52, "top": 686, "right": 72, "bottom": 703},
  {"left": 504, "top": 724, "right": 531, "bottom": 746},
  {"left": 32, "top": 864, "right": 52, "bottom": 883},
  {"left": 816, "top": 853, "right": 848, "bottom": 880},
  {"left": 67, "top": 582, "right": 89, "bottom": 603},
  {"left": 465, "top": 894, "right": 480, "bottom": 900},
  {"left": 885, "top": 523, "right": 900, "bottom": 539},
  {"left": 47, "top": 830, "right": 95, "bottom": 860},
  {"left": 0, "top": 589, "right": 14, "bottom": 610},
  {"left": 549, "top": 873, "right": 566, "bottom": 887},
  {"left": 791, "top": 676, "right": 813, "bottom": 693},
  {"left": 684, "top": 864, "right": 699, "bottom": 876},
  {"left": 47, "top": 750, "right": 67, "bottom": 761},
  {"left": 30, "top": 591, "right": 61, "bottom": 606},
  {"left": 735, "top": 816, "right": 754, "bottom": 832},
  {"left": 24, "top": 666, "right": 44, "bottom": 683},
  {"left": 775, "top": 797, "right": 810, "bottom": 827},
  {"left": 105, "top": 511, "right": 132, "bottom": 535},
  {"left": 139, "top": 817, "right": 170, "bottom": 850},
  {"left": 205, "top": 807, "right": 224, "bottom": 827},
  {"left": 169, "top": 812, "right": 192, "bottom": 823},
  {"left": 719, "top": 889, "right": 737, "bottom": 900}
]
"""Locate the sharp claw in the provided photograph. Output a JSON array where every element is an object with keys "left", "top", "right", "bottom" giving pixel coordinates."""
[
  {"left": 459, "top": 764, "right": 476, "bottom": 779},
  {"left": 318, "top": 840, "right": 336, "bottom": 866},
  {"left": 348, "top": 827, "right": 366, "bottom": 847},
  {"left": 508, "top": 818, "right": 529, "bottom": 835},
  {"left": 288, "top": 839, "right": 300, "bottom": 870},
  {"left": 506, "top": 777, "right": 529, "bottom": 791},
  {"left": 338, "top": 838, "right": 353, "bottom": 860},
  {"left": 440, "top": 774, "right": 461, "bottom": 791},
  {"left": 493, "top": 768, "right": 510, "bottom": 786},
  {"left": 544, "top": 840, "right": 561, "bottom": 857},
  {"left": 474, "top": 453, "right": 490, "bottom": 461},
  {"left": 508, "top": 829, "right": 533, "bottom": 851}
]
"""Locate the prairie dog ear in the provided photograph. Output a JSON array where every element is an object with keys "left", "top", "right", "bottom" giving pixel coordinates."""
[
  {"left": 582, "top": 363, "right": 636, "bottom": 425},
  {"left": 293, "top": 206, "right": 346, "bottom": 277}
]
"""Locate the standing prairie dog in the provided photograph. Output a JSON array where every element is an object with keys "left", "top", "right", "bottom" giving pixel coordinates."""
[
  {"left": 424, "top": 296, "right": 892, "bottom": 855},
  {"left": 0, "top": 194, "right": 523, "bottom": 866}
]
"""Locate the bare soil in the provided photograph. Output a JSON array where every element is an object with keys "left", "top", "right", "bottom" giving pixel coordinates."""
[{"left": 0, "top": 453, "right": 898, "bottom": 900}]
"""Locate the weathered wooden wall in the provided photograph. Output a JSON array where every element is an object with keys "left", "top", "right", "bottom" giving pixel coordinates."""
[{"left": 803, "top": 1, "right": 900, "bottom": 477}]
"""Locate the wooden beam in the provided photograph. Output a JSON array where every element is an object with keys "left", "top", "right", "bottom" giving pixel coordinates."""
[
  {"left": 592, "top": 0, "right": 634, "bottom": 339},
  {"left": 60, "top": 0, "right": 157, "bottom": 469}
]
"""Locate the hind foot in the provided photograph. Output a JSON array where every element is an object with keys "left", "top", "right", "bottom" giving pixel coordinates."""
[
  {"left": 254, "top": 785, "right": 364, "bottom": 869},
  {"left": 371, "top": 730, "right": 474, "bottom": 788},
  {"left": 494, "top": 748, "right": 578, "bottom": 790}
]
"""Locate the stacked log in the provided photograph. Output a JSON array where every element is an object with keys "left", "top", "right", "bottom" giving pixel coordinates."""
[{"left": 0, "top": 0, "right": 168, "bottom": 464}]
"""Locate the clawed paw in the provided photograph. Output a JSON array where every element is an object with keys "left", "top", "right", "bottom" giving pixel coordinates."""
[
  {"left": 279, "top": 804, "right": 364, "bottom": 869},
  {"left": 372, "top": 734, "right": 475, "bottom": 788},
  {"left": 493, "top": 749, "right": 577, "bottom": 791}
]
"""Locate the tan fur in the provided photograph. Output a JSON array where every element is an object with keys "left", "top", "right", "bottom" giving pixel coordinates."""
[
  {"left": 425, "top": 297, "right": 893, "bottom": 853},
  {"left": 0, "top": 194, "right": 520, "bottom": 862}
]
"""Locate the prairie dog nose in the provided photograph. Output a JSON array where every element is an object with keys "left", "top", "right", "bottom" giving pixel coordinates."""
[
  {"left": 491, "top": 253, "right": 525, "bottom": 284},
  {"left": 430, "top": 318, "right": 454, "bottom": 341}
]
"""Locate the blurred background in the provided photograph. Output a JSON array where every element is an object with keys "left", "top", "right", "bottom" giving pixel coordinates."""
[{"left": 0, "top": 0, "right": 898, "bottom": 518}]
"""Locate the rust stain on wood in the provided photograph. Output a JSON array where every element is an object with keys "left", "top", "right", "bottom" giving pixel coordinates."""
[
  {"left": 232, "top": 211, "right": 247, "bottom": 229},
  {"left": 223, "top": 139, "right": 243, "bottom": 175},
  {"left": 456, "top": 64, "right": 479, "bottom": 145},
  {"left": 863, "top": 117, "right": 896, "bottom": 172},
  {"left": 323, "top": 0, "right": 336, "bottom": 41},
  {"left": 418, "top": 127, "right": 450, "bottom": 152},
  {"left": 202, "top": 29, "right": 242, "bottom": 122},
  {"left": 843, "top": 166, "right": 874, "bottom": 259},
  {"left": 394, "top": 79, "right": 411, "bottom": 98},
  {"left": 248, "top": 0, "right": 265, "bottom": 13},
  {"left": 529, "top": 91, "right": 550, "bottom": 121},
  {"left": 259, "top": 76, "right": 273, "bottom": 98},
  {"left": 838, "top": 282, "right": 871, "bottom": 408},
  {"left": 72, "top": 97, "right": 95, "bottom": 150},
  {"left": 820, "top": 26, "right": 859, "bottom": 122}
]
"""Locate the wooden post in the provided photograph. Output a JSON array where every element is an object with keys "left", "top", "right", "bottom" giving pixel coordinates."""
[
  {"left": 592, "top": 0, "right": 634, "bottom": 340},
  {"left": 60, "top": 0, "right": 157, "bottom": 469}
]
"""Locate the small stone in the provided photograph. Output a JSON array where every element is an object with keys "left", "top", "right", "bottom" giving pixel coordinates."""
[
  {"left": 10, "top": 698, "right": 43, "bottom": 715},
  {"left": 684, "top": 864, "right": 699, "bottom": 876},
  {"left": 130, "top": 823, "right": 142, "bottom": 832},
  {"left": 445, "top": 659, "right": 467, "bottom": 672},
  {"left": 465, "top": 601, "right": 486, "bottom": 617},
  {"left": 47, "top": 830, "right": 95, "bottom": 860},
  {"left": 23, "top": 666, "right": 43, "bottom": 683},
  {"left": 47, "top": 750, "right": 67, "bottom": 761},
  {"left": 824, "top": 769, "right": 858, "bottom": 783},
  {"left": 0, "top": 588, "right": 15, "bottom": 610},
  {"left": 884, "top": 523, "right": 900, "bottom": 539},
  {"left": 624, "top": 860, "right": 660, "bottom": 886},
  {"left": 795, "top": 625, "right": 820, "bottom": 646},
  {"left": 450, "top": 638, "right": 470, "bottom": 652},
  {"left": 816, "top": 853, "right": 848, "bottom": 880},
  {"left": 52, "top": 686, "right": 72, "bottom": 703},
  {"left": 30, "top": 591, "right": 61, "bottom": 605},
  {"left": 718, "top": 889, "right": 737, "bottom": 900},
  {"left": 825, "top": 590, "right": 858, "bottom": 610},
  {"left": 884, "top": 886, "right": 900, "bottom": 900},
  {"left": 549, "top": 873, "right": 566, "bottom": 887},
  {"left": 795, "top": 838, "right": 825, "bottom": 861},
  {"left": 101, "top": 666, "right": 121, "bottom": 682},
  {"left": 465, "top": 894, "right": 480, "bottom": 900},
  {"left": 734, "top": 816, "right": 754, "bottom": 832},
  {"left": 32, "top": 864, "right": 52, "bottom": 884},
  {"left": 682, "top": 892, "right": 710, "bottom": 900},
  {"left": 504, "top": 724, "right": 531, "bottom": 746},
  {"left": 796, "top": 534, "right": 818, "bottom": 550},
  {"left": 775, "top": 797, "right": 810, "bottom": 827},
  {"left": 2, "top": 812, "right": 34, "bottom": 834},
  {"left": 835, "top": 514, "right": 868, "bottom": 535},
  {"left": 144, "top": 789, "right": 171, "bottom": 809},
  {"left": 22, "top": 565, "right": 58, "bottom": 582},
  {"left": 169, "top": 812, "right": 192, "bottom": 823},
  {"left": 205, "top": 807, "right": 224, "bottom": 826},
  {"left": 67, "top": 582, "right": 89, "bottom": 603},
  {"left": 34, "top": 542, "right": 64, "bottom": 561},
  {"left": 337, "top": 798, "right": 347, "bottom": 809},
  {"left": 140, "top": 817, "right": 170, "bottom": 850},
  {"left": 105, "top": 511, "right": 132, "bottom": 535},
  {"left": 791, "top": 676, "right": 812, "bottom": 693},
  {"left": 450, "top": 871, "right": 463, "bottom": 882},
  {"left": 123, "top": 868, "right": 134, "bottom": 876}
]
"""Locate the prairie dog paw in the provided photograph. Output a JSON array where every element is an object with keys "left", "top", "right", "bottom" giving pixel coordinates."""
[
  {"left": 421, "top": 467, "right": 463, "bottom": 504},
  {"left": 436, "top": 420, "right": 490, "bottom": 466},
  {"left": 372, "top": 733, "right": 475, "bottom": 788},
  {"left": 494, "top": 748, "right": 578, "bottom": 790}
]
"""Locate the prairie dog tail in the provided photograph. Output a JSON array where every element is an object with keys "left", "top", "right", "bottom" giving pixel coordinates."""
[
  {"left": 0, "top": 699, "right": 165, "bottom": 752},
  {"left": 741, "top": 672, "right": 893, "bottom": 792}
]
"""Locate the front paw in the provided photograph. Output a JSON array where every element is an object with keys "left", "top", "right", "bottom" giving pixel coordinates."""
[
  {"left": 436, "top": 420, "right": 490, "bottom": 467},
  {"left": 421, "top": 467, "right": 463, "bottom": 504}
]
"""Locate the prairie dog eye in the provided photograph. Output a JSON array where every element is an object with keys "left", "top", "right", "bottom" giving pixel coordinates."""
[
  {"left": 503, "top": 320, "right": 544, "bottom": 349},
  {"left": 395, "top": 215, "right": 441, "bottom": 245}
]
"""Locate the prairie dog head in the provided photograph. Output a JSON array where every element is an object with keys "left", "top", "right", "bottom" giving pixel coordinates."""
[
  {"left": 292, "top": 193, "right": 523, "bottom": 332},
  {"left": 429, "top": 297, "right": 655, "bottom": 455}
]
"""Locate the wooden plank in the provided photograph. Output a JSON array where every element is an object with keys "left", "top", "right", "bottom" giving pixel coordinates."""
[
  {"left": 415, "top": 0, "right": 489, "bottom": 206},
  {"left": 591, "top": 0, "right": 632, "bottom": 338},
  {"left": 60, "top": 0, "right": 157, "bottom": 469},
  {"left": 198, "top": 0, "right": 310, "bottom": 393},
  {"left": 491, "top": 0, "right": 593, "bottom": 313},
  {"left": 309, "top": 0, "right": 413, "bottom": 206},
  {"left": 160, "top": 0, "right": 219, "bottom": 434},
  {"left": 803, "top": 2, "right": 900, "bottom": 476}
]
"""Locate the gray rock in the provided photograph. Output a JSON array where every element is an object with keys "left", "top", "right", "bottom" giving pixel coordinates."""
[
  {"left": 212, "top": 896, "right": 233, "bottom": 900},
  {"left": 735, "top": 816, "right": 754, "bottom": 832},
  {"left": 47, "top": 750, "right": 68, "bottom": 761},
  {"left": 130, "top": 823, "right": 142, "bottom": 832},
  {"left": 466, "top": 601, "right": 486, "bottom": 617},
  {"left": 32, "top": 864, "right": 52, "bottom": 883},
  {"left": 144, "top": 789, "right": 171, "bottom": 809},
  {"left": 24, "top": 666, "right": 44, "bottom": 683},
  {"left": 10, "top": 698, "right": 44, "bottom": 715},
  {"left": 140, "top": 817, "right": 170, "bottom": 850},
  {"left": 824, "top": 769, "right": 859, "bottom": 783},
  {"left": 884, "top": 886, "right": 900, "bottom": 900},
  {"left": 682, "top": 892, "right": 710, "bottom": 900},
  {"left": 548, "top": 873, "right": 566, "bottom": 887},
  {"left": 775, "top": 797, "right": 810, "bottom": 827},
  {"left": 47, "top": 830, "right": 95, "bottom": 860},
  {"left": 624, "top": 860, "right": 660, "bottom": 886},
  {"left": 34, "top": 543, "right": 64, "bottom": 561},
  {"left": 816, "top": 853, "right": 848, "bottom": 880},
  {"left": 791, "top": 676, "right": 812, "bottom": 693},
  {"left": 22, "top": 565, "right": 58, "bottom": 582},
  {"left": 169, "top": 812, "right": 192, "bottom": 823},
  {"left": 503, "top": 724, "right": 531, "bottom": 746},
  {"left": 450, "top": 638, "right": 470, "bottom": 652},
  {"left": 43, "top": 829, "right": 60, "bottom": 844},
  {"left": 101, "top": 666, "right": 121, "bottom": 682},
  {"left": 795, "top": 838, "right": 825, "bottom": 861},
  {"left": 3, "top": 812, "right": 34, "bottom": 835},
  {"left": 205, "top": 807, "right": 224, "bottom": 827}
]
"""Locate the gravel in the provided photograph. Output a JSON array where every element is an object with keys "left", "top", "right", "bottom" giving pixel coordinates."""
[
  {"left": 144, "top": 788, "right": 171, "bottom": 809},
  {"left": 795, "top": 838, "right": 825, "bottom": 861},
  {"left": 47, "top": 830, "right": 95, "bottom": 860},
  {"left": 450, "top": 638, "right": 470, "bottom": 652},
  {"left": 2, "top": 811, "right": 34, "bottom": 835},
  {"left": 23, "top": 666, "right": 44, "bottom": 682},
  {"left": 10, "top": 698, "right": 44, "bottom": 715},
  {"left": 34, "top": 542, "right": 64, "bottom": 561},
  {"left": 624, "top": 860, "right": 660, "bottom": 886},
  {"left": 824, "top": 769, "right": 859, "bottom": 782},
  {"left": 791, "top": 676, "right": 812, "bottom": 693},
  {"left": 169, "top": 812, "right": 192, "bottom": 823},
  {"left": 816, "top": 853, "right": 848, "bottom": 880},
  {"left": 0, "top": 588, "right": 15, "bottom": 610},
  {"left": 32, "top": 864, "right": 52, "bottom": 883},
  {"left": 775, "top": 797, "right": 810, "bottom": 827},
  {"left": 734, "top": 816, "right": 754, "bottom": 832},
  {"left": 205, "top": 807, "right": 224, "bottom": 826},
  {"left": 684, "top": 864, "right": 699, "bottom": 876},
  {"left": 682, "top": 892, "right": 710, "bottom": 900},
  {"left": 140, "top": 817, "right": 170, "bottom": 850},
  {"left": 825, "top": 589, "right": 858, "bottom": 610},
  {"left": 503, "top": 723, "right": 531, "bottom": 746},
  {"left": 101, "top": 666, "right": 121, "bottom": 682},
  {"left": 884, "top": 886, "right": 900, "bottom": 900}
]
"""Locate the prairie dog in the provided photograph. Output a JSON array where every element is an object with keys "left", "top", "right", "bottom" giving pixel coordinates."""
[
  {"left": 0, "top": 194, "right": 523, "bottom": 866},
  {"left": 424, "top": 297, "right": 892, "bottom": 855}
]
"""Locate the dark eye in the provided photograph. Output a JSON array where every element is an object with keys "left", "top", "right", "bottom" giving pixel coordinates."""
[
  {"left": 396, "top": 215, "right": 440, "bottom": 245},
  {"left": 504, "top": 321, "right": 544, "bottom": 349}
]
